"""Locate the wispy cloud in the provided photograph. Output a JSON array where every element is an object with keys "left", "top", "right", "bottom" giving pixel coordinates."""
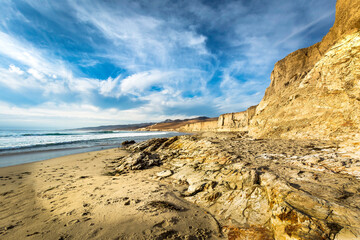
[
  {"left": 0, "top": 101, "right": 196, "bottom": 129},
  {"left": 0, "top": 0, "right": 337, "bottom": 128},
  {"left": 0, "top": 30, "right": 101, "bottom": 97},
  {"left": 8, "top": 64, "right": 24, "bottom": 75},
  {"left": 275, "top": 10, "right": 336, "bottom": 47}
]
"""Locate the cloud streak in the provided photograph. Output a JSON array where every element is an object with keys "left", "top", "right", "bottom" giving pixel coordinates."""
[{"left": 0, "top": 0, "right": 337, "bottom": 128}]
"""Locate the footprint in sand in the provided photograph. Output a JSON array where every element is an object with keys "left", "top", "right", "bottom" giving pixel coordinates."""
[
  {"left": 153, "top": 220, "right": 170, "bottom": 228},
  {"left": 89, "top": 227, "right": 103, "bottom": 237}
]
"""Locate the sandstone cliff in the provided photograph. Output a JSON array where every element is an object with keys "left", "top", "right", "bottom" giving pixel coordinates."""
[
  {"left": 217, "top": 106, "right": 257, "bottom": 132},
  {"left": 250, "top": 0, "right": 360, "bottom": 140},
  {"left": 138, "top": 117, "right": 218, "bottom": 132},
  {"left": 180, "top": 106, "right": 256, "bottom": 133},
  {"left": 183, "top": 0, "right": 360, "bottom": 143},
  {"left": 181, "top": 119, "right": 218, "bottom": 132}
]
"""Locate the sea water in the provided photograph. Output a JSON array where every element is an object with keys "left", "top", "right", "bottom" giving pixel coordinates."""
[{"left": 0, "top": 129, "right": 184, "bottom": 167}]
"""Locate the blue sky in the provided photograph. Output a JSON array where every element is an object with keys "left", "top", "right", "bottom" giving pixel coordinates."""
[{"left": 0, "top": 0, "right": 336, "bottom": 129}]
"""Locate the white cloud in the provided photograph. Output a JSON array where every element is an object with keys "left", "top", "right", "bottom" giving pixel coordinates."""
[
  {"left": 217, "top": 70, "right": 266, "bottom": 113},
  {"left": 68, "top": 0, "right": 212, "bottom": 71},
  {"left": 8, "top": 64, "right": 24, "bottom": 75},
  {"left": 0, "top": 31, "right": 101, "bottom": 96},
  {"left": 0, "top": 32, "right": 64, "bottom": 78},
  {"left": 0, "top": 101, "right": 196, "bottom": 129},
  {"left": 275, "top": 10, "right": 335, "bottom": 47},
  {"left": 120, "top": 70, "right": 173, "bottom": 94},
  {"left": 28, "top": 68, "right": 44, "bottom": 81},
  {"left": 0, "top": 0, "right": 337, "bottom": 128},
  {"left": 68, "top": 77, "right": 99, "bottom": 94},
  {"left": 99, "top": 76, "right": 120, "bottom": 97},
  {"left": 0, "top": 67, "right": 29, "bottom": 90}
]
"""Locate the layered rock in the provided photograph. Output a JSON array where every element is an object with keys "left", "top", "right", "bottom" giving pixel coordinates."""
[
  {"left": 181, "top": 119, "right": 218, "bottom": 132},
  {"left": 114, "top": 134, "right": 360, "bottom": 239},
  {"left": 180, "top": 106, "right": 256, "bottom": 133},
  {"left": 250, "top": 1, "right": 360, "bottom": 140},
  {"left": 217, "top": 106, "right": 257, "bottom": 132}
]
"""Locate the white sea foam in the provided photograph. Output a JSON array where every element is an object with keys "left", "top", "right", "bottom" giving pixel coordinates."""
[{"left": 0, "top": 130, "right": 170, "bottom": 150}]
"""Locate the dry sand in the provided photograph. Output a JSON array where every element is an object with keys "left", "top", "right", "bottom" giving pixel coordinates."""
[{"left": 0, "top": 148, "right": 222, "bottom": 240}]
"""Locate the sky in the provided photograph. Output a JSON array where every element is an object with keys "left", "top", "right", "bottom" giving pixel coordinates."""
[{"left": 0, "top": 0, "right": 337, "bottom": 129}]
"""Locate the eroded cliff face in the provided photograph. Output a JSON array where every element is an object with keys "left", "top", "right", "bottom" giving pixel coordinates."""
[
  {"left": 217, "top": 106, "right": 257, "bottom": 132},
  {"left": 184, "top": 0, "right": 360, "bottom": 143},
  {"left": 181, "top": 106, "right": 256, "bottom": 133},
  {"left": 249, "top": 0, "right": 360, "bottom": 140},
  {"left": 250, "top": 30, "right": 360, "bottom": 140},
  {"left": 181, "top": 119, "right": 218, "bottom": 132}
]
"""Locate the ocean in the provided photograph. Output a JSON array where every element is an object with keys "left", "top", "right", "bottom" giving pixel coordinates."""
[{"left": 0, "top": 129, "right": 184, "bottom": 167}]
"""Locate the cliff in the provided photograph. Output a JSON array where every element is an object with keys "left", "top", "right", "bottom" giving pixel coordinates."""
[
  {"left": 250, "top": 0, "right": 360, "bottom": 140},
  {"left": 138, "top": 117, "right": 218, "bottom": 132},
  {"left": 183, "top": 0, "right": 360, "bottom": 143},
  {"left": 180, "top": 119, "right": 218, "bottom": 132},
  {"left": 179, "top": 106, "right": 256, "bottom": 133},
  {"left": 217, "top": 106, "right": 257, "bottom": 132}
]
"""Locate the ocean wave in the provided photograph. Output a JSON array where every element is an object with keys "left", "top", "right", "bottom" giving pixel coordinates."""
[
  {"left": 91, "top": 131, "right": 115, "bottom": 134},
  {"left": 20, "top": 131, "right": 119, "bottom": 136},
  {"left": 21, "top": 133, "right": 74, "bottom": 136},
  {"left": 0, "top": 131, "right": 172, "bottom": 151},
  {"left": 0, "top": 140, "right": 84, "bottom": 152}
]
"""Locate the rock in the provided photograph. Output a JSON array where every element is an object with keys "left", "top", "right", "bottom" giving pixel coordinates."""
[
  {"left": 186, "top": 181, "right": 207, "bottom": 196},
  {"left": 335, "top": 227, "right": 359, "bottom": 240},
  {"left": 121, "top": 140, "right": 136, "bottom": 146},
  {"left": 114, "top": 152, "right": 162, "bottom": 173},
  {"left": 114, "top": 133, "right": 360, "bottom": 239},
  {"left": 156, "top": 170, "right": 173, "bottom": 178}
]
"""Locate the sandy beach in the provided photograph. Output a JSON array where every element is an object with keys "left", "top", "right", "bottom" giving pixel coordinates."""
[{"left": 0, "top": 147, "right": 222, "bottom": 240}]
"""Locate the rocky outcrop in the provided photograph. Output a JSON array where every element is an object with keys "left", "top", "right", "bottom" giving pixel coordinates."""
[{"left": 114, "top": 134, "right": 360, "bottom": 239}]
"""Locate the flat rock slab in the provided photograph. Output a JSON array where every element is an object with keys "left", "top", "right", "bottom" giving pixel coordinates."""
[{"left": 156, "top": 169, "right": 173, "bottom": 178}]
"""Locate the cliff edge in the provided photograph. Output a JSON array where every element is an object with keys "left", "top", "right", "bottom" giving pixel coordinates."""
[
  {"left": 183, "top": 0, "right": 360, "bottom": 144},
  {"left": 250, "top": 0, "right": 360, "bottom": 141}
]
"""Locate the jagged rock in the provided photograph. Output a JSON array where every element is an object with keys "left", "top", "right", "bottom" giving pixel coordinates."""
[
  {"left": 115, "top": 134, "right": 360, "bottom": 239},
  {"left": 121, "top": 140, "right": 136, "bottom": 146},
  {"left": 127, "top": 138, "right": 169, "bottom": 152},
  {"left": 115, "top": 152, "right": 161, "bottom": 173}
]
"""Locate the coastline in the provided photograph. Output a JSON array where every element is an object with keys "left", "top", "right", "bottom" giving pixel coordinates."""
[
  {"left": 0, "top": 131, "right": 186, "bottom": 168},
  {"left": 0, "top": 144, "right": 223, "bottom": 240},
  {"left": 0, "top": 144, "right": 128, "bottom": 168},
  {"left": 1, "top": 133, "right": 360, "bottom": 239}
]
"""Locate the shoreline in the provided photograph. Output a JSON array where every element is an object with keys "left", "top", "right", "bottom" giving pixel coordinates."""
[
  {"left": 0, "top": 146, "right": 118, "bottom": 170},
  {"left": 0, "top": 131, "right": 186, "bottom": 168},
  {"left": 0, "top": 143, "right": 223, "bottom": 239},
  {"left": 0, "top": 144, "right": 123, "bottom": 168},
  {"left": 1, "top": 133, "right": 359, "bottom": 239}
]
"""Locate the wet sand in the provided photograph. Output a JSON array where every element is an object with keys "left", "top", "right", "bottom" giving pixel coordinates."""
[
  {"left": 0, "top": 147, "right": 222, "bottom": 240},
  {"left": 0, "top": 144, "right": 121, "bottom": 168}
]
